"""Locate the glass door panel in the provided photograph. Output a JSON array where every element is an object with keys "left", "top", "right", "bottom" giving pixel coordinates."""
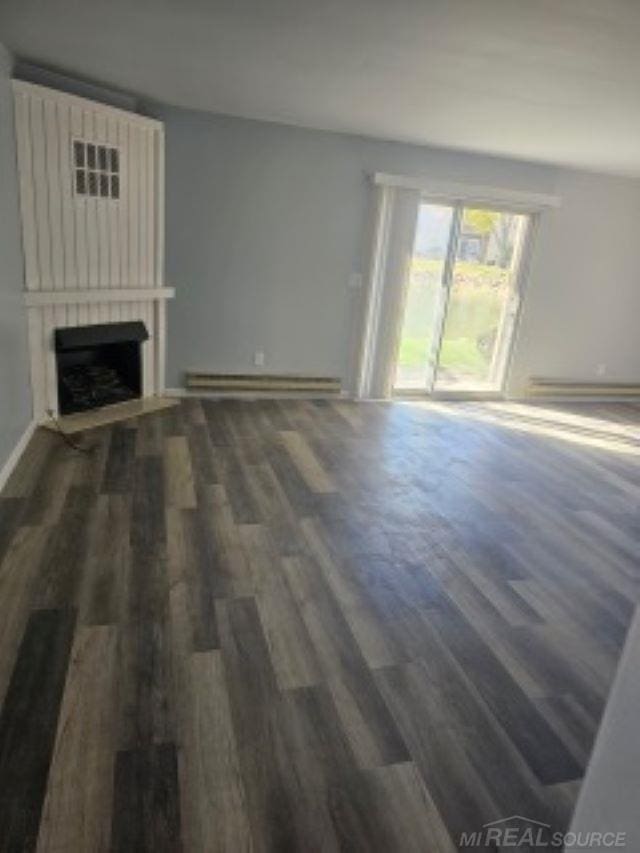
[
  {"left": 434, "top": 207, "right": 528, "bottom": 392},
  {"left": 394, "top": 202, "right": 455, "bottom": 391}
]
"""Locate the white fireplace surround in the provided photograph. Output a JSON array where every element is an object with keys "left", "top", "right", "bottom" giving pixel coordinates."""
[
  {"left": 12, "top": 80, "right": 172, "bottom": 420},
  {"left": 24, "top": 286, "right": 174, "bottom": 419}
]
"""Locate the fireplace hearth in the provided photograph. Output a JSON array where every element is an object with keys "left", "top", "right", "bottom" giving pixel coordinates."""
[{"left": 55, "top": 321, "right": 148, "bottom": 416}]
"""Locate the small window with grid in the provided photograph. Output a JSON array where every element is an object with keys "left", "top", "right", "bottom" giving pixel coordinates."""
[{"left": 72, "top": 139, "right": 120, "bottom": 200}]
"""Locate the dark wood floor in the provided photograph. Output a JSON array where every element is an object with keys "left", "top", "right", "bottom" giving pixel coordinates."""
[{"left": 0, "top": 398, "right": 639, "bottom": 851}]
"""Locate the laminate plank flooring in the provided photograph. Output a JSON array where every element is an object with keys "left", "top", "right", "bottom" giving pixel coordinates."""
[{"left": 1, "top": 398, "right": 640, "bottom": 851}]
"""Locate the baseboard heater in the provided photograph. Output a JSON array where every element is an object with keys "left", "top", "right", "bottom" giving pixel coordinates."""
[
  {"left": 528, "top": 378, "right": 640, "bottom": 398},
  {"left": 185, "top": 371, "right": 342, "bottom": 394}
]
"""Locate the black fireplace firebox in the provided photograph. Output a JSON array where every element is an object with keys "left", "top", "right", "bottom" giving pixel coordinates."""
[{"left": 55, "top": 321, "right": 148, "bottom": 415}]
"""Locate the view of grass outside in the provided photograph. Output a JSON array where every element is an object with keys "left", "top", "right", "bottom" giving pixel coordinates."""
[
  {"left": 397, "top": 258, "right": 507, "bottom": 384},
  {"left": 395, "top": 206, "right": 525, "bottom": 391}
]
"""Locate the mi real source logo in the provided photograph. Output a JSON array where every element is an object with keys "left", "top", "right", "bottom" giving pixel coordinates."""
[{"left": 459, "top": 816, "right": 627, "bottom": 849}]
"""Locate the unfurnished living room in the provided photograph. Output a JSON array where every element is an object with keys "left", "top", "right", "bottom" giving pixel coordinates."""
[{"left": 0, "top": 1, "right": 640, "bottom": 851}]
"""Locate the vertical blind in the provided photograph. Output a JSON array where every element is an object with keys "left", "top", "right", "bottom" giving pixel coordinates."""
[{"left": 356, "top": 186, "right": 420, "bottom": 399}]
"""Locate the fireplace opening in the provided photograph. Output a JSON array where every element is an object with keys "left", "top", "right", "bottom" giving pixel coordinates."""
[{"left": 55, "top": 321, "right": 148, "bottom": 415}]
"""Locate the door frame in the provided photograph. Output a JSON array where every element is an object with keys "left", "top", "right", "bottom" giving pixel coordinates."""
[
  {"left": 353, "top": 175, "right": 560, "bottom": 401},
  {"left": 392, "top": 194, "right": 537, "bottom": 400}
]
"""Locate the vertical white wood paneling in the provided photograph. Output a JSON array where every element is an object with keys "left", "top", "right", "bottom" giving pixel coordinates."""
[
  {"left": 142, "top": 129, "right": 149, "bottom": 286},
  {"left": 27, "top": 309, "right": 46, "bottom": 414},
  {"left": 117, "top": 119, "right": 129, "bottom": 288},
  {"left": 154, "top": 126, "right": 166, "bottom": 394},
  {"left": 14, "top": 84, "right": 166, "bottom": 296},
  {"left": 137, "top": 128, "right": 148, "bottom": 286},
  {"left": 155, "top": 299, "right": 167, "bottom": 393},
  {"left": 38, "top": 309, "right": 47, "bottom": 412},
  {"left": 66, "top": 303, "right": 78, "bottom": 328},
  {"left": 145, "top": 127, "right": 155, "bottom": 285},
  {"left": 83, "top": 108, "right": 99, "bottom": 288},
  {"left": 15, "top": 85, "right": 165, "bottom": 296},
  {"left": 48, "top": 305, "right": 66, "bottom": 392},
  {"left": 70, "top": 104, "right": 89, "bottom": 288},
  {"left": 138, "top": 307, "right": 146, "bottom": 396},
  {"left": 57, "top": 100, "right": 77, "bottom": 290},
  {"left": 148, "top": 300, "right": 157, "bottom": 393},
  {"left": 44, "top": 98, "right": 65, "bottom": 290},
  {"left": 155, "top": 128, "right": 165, "bottom": 287},
  {"left": 52, "top": 305, "right": 65, "bottom": 342},
  {"left": 143, "top": 130, "right": 151, "bottom": 286},
  {"left": 13, "top": 82, "right": 167, "bottom": 417},
  {"left": 128, "top": 123, "right": 140, "bottom": 286},
  {"left": 94, "top": 112, "right": 110, "bottom": 288},
  {"left": 136, "top": 127, "right": 146, "bottom": 287},
  {"left": 30, "top": 97, "right": 52, "bottom": 291},
  {"left": 77, "top": 302, "right": 88, "bottom": 327},
  {"left": 145, "top": 300, "right": 153, "bottom": 394},
  {"left": 43, "top": 306, "right": 57, "bottom": 412},
  {"left": 107, "top": 115, "right": 120, "bottom": 287},
  {"left": 14, "top": 93, "right": 40, "bottom": 290}
]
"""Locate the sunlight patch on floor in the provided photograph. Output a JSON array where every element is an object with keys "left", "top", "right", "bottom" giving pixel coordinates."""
[{"left": 403, "top": 400, "right": 640, "bottom": 455}]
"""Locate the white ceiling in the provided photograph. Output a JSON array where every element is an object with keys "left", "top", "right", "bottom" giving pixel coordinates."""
[{"left": 2, "top": 0, "right": 640, "bottom": 176}]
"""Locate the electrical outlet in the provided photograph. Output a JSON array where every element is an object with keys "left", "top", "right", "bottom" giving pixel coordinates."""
[
  {"left": 596, "top": 363, "right": 606, "bottom": 377},
  {"left": 254, "top": 350, "right": 265, "bottom": 367},
  {"left": 348, "top": 272, "right": 363, "bottom": 290}
]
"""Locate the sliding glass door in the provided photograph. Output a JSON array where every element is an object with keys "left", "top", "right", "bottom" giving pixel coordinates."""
[
  {"left": 394, "top": 201, "right": 529, "bottom": 394},
  {"left": 394, "top": 203, "right": 455, "bottom": 390},
  {"left": 434, "top": 207, "right": 527, "bottom": 391}
]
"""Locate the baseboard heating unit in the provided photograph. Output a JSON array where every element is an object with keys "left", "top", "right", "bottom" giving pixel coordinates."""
[
  {"left": 528, "top": 378, "right": 640, "bottom": 398},
  {"left": 185, "top": 371, "right": 342, "bottom": 394}
]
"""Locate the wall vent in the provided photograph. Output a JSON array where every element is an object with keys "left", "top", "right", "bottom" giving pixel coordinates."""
[
  {"left": 73, "top": 139, "right": 120, "bottom": 199},
  {"left": 185, "top": 372, "right": 341, "bottom": 394}
]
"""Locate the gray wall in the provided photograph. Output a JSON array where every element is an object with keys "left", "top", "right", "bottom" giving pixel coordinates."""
[
  {"left": 13, "top": 60, "right": 137, "bottom": 112},
  {"left": 511, "top": 169, "right": 640, "bottom": 394},
  {"left": 147, "top": 103, "right": 640, "bottom": 395},
  {"left": 0, "top": 43, "right": 31, "bottom": 473},
  {"left": 567, "top": 608, "right": 640, "bottom": 850}
]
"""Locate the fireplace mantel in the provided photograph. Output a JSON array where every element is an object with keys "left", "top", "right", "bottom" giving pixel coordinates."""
[{"left": 24, "top": 287, "right": 175, "bottom": 307}]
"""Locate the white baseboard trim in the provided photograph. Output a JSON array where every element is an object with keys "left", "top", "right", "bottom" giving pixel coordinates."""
[{"left": 0, "top": 419, "right": 37, "bottom": 494}]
